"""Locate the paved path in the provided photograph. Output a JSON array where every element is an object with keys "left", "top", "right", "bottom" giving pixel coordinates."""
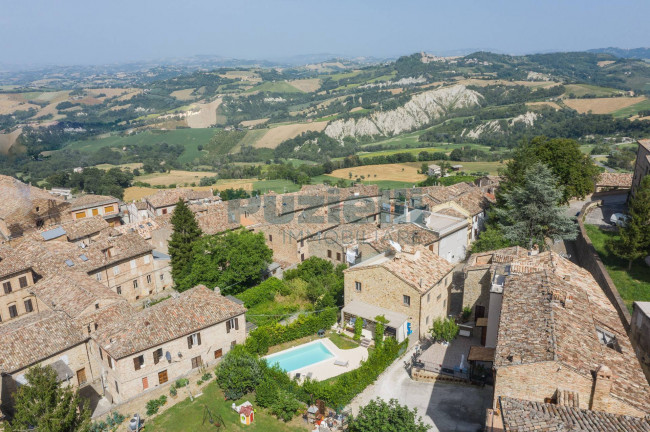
[{"left": 349, "top": 350, "right": 492, "bottom": 432}]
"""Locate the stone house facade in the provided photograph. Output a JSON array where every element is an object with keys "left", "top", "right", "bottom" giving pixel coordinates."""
[
  {"left": 69, "top": 194, "right": 122, "bottom": 227},
  {"left": 92, "top": 286, "right": 246, "bottom": 403},
  {"left": 631, "top": 302, "right": 650, "bottom": 384},
  {"left": 631, "top": 139, "right": 650, "bottom": 198}
]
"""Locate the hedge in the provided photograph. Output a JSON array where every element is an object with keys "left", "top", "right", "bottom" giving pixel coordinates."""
[
  {"left": 245, "top": 307, "right": 338, "bottom": 354},
  {"left": 235, "top": 277, "right": 288, "bottom": 308},
  {"left": 302, "top": 337, "right": 407, "bottom": 409}
]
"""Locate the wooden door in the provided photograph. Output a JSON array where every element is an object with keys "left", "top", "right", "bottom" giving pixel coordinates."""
[
  {"left": 158, "top": 370, "right": 168, "bottom": 384},
  {"left": 475, "top": 305, "right": 486, "bottom": 319},
  {"left": 142, "top": 377, "right": 149, "bottom": 390},
  {"left": 76, "top": 368, "right": 87, "bottom": 385}
]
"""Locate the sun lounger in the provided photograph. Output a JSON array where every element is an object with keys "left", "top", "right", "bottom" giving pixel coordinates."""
[
  {"left": 334, "top": 359, "right": 349, "bottom": 367},
  {"left": 306, "top": 372, "right": 313, "bottom": 379}
]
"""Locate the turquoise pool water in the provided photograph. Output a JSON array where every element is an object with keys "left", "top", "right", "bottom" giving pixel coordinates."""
[{"left": 265, "top": 341, "right": 334, "bottom": 372}]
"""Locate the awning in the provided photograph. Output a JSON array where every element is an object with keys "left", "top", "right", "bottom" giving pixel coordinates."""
[
  {"left": 342, "top": 300, "right": 409, "bottom": 329},
  {"left": 468, "top": 346, "right": 495, "bottom": 363}
]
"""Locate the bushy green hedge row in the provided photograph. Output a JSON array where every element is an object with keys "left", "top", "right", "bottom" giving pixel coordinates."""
[
  {"left": 245, "top": 308, "right": 338, "bottom": 354},
  {"left": 302, "top": 337, "right": 406, "bottom": 409},
  {"left": 235, "top": 277, "right": 288, "bottom": 307}
]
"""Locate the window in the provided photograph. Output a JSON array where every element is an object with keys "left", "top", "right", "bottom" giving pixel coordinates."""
[
  {"left": 187, "top": 332, "right": 202, "bottom": 349},
  {"left": 104, "top": 205, "right": 115, "bottom": 213},
  {"left": 444, "top": 277, "right": 448, "bottom": 286},
  {"left": 596, "top": 327, "right": 622, "bottom": 352},
  {"left": 268, "top": 234, "right": 273, "bottom": 242},
  {"left": 116, "top": 286, "right": 122, "bottom": 295},
  {"left": 19, "top": 276, "right": 28, "bottom": 288},
  {"left": 144, "top": 255, "right": 150, "bottom": 264},
  {"left": 95, "top": 273, "right": 102, "bottom": 281},
  {"left": 99, "top": 348, "right": 104, "bottom": 360},
  {"left": 301, "top": 253, "right": 305, "bottom": 262},
  {"left": 214, "top": 349, "right": 223, "bottom": 359},
  {"left": 160, "top": 274, "right": 164, "bottom": 281},
  {"left": 3, "top": 281, "right": 12, "bottom": 294},
  {"left": 153, "top": 348, "right": 163, "bottom": 364},
  {"left": 113, "top": 265, "right": 120, "bottom": 275},
  {"left": 107, "top": 355, "right": 114, "bottom": 370},
  {"left": 114, "top": 380, "right": 119, "bottom": 394},
  {"left": 437, "top": 294, "right": 442, "bottom": 301},
  {"left": 0, "top": 312, "right": 2, "bottom": 322},
  {"left": 133, "top": 355, "right": 145, "bottom": 371},
  {"left": 20, "top": 298, "right": 34, "bottom": 313},
  {"left": 130, "top": 260, "right": 137, "bottom": 269},
  {"left": 403, "top": 295, "right": 411, "bottom": 307},
  {"left": 355, "top": 281, "right": 362, "bottom": 292},
  {"left": 8, "top": 304, "right": 18, "bottom": 318},
  {"left": 426, "top": 316, "right": 429, "bottom": 325},
  {"left": 76, "top": 368, "right": 87, "bottom": 385},
  {"left": 146, "top": 275, "right": 152, "bottom": 284},
  {"left": 191, "top": 355, "right": 203, "bottom": 369},
  {"left": 161, "top": 208, "right": 168, "bottom": 215},
  {"left": 75, "top": 211, "right": 86, "bottom": 219},
  {"left": 336, "top": 252, "right": 341, "bottom": 261},
  {"left": 142, "top": 377, "right": 149, "bottom": 390},
  {"left": 327, "top": 250, "right": 332, "bottom": 258},
  {"left": 231, "top": 340, "right": 237, "bottom": 349},
  {"left": 158, "top": 370, "right": 168, "bottom": 384},
  {"left": 133, "top": 279, "right": 138, "bottom": 289},
  {"left": 94, "top": 323, "right": 98, "bottom": 330},
  {"left": 427, "top": 293, "right": 430, "bottom": 303},
  {"left": 226, "top": 318, "right": 239, "bottom": 334}
]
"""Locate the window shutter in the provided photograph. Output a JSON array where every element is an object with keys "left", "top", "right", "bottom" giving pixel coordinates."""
[
  {"left": 197, "top": 333, "right": 202, "bottom": 346},
  {"left": 187, "top": 336, "right": 192, "bottom": 349},
  {"left": 234, "top": 318, "right": 239, "bottom": 331},
  {"left": 226, "top": 320, "right": 231, "bottom": 333},
  {"left": 133, "top": 358, "right": 138, "bottom": 370}
]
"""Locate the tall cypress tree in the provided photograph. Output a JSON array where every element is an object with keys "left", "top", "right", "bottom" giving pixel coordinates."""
[
  {"left": 609, "top": 176, "right": 650, "bottom": 269},
  {"left": 168, "top": 199, "right": 202, "bottom": 284}
]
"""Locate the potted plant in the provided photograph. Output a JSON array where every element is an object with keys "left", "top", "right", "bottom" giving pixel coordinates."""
[{"left": 169, "top": 384, "right": 177, "bottom": 398}]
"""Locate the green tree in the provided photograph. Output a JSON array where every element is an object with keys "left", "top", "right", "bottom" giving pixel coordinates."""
[
  {"left": 608, "top": 176, "right": 650, "bottom": 269},
  {"left": 374, "top": 315, "right": 388, "bottom": 349},
  {"left": 469, "top": 224, "right": 511, "bottom": 254},
  {"left": 168, "top": 200, "right": 202, "bottom": 285},
  {"left": 495, "top": 162, "right": 577, "bottom": 250},
  {"left": 7, "top": 365, "right": 91, "bottom": 432},
  {"left": 349, "top": 398, "right": 430, "bottom": 432},
  {"left": 354, "top": 316, "right": 363, "bottom": 341},
  {"left": 501, "top": 136, "right": 600, "bottom": 204},
  {"left": 429, "top": 317, "right": 459, "bottom": 343},
  {"left": 180, "top": 230, "right": 272, "bottom": 293},
  {"left": 215, "top": 346, "right": 263, "bottom": 400}
]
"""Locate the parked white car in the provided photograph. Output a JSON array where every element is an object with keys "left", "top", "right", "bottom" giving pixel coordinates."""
[{"left": 610, "top": 213, "right": 630, "bottom": 227}]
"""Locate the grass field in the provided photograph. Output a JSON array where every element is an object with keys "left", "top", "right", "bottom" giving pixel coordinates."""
[
  {"left": 65, "top": 129, "right": 217, "bottom": 163},
  {"left": 148, "top": 381, "right": 304, "bottom": 432},
  {"left": 584, "top": 224, "right": 650, "bottom": 312},
  {"left": 246, "top": 81, "right": 304, "bottom": 94},
  {"left": 564, "top": 96, "right": 647, "bottom": 114},
  {"left": 563, "top": 84, "right": 623, "bottom": 97},
  {"left": 95, "top": 162, "right": 143, "bottom": 171},
  {"left": 287, "top": 79, "right": 321, "bottom": 92},
  {"left": 330, "top": 163, "right": 426, "bottom": 183},
  {"left": 612, "top": 98, "right": 650, "bottom": 118},
  {"left": 402, "top": 160, "right": 506, "bottom": 175}
]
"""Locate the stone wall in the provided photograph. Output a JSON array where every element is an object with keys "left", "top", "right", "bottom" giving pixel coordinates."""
[{"left": 574, "top": 201, "right": 631, "bottom": 330}]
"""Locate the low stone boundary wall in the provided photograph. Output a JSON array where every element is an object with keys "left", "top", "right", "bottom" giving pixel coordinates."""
[
  {"left": 411, "top": 367, "right": 469, "bottom": 384},
  {"left": 575, "top": 200, "right": 631, "bottom": 331}
]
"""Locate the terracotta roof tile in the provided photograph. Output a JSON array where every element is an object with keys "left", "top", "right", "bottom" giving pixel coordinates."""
[
  {"left": 596, "top": 172, "right": 633, "bottom": 188},
  {"left": 64, "top": 216, "right": 110, "bottom": 241}
]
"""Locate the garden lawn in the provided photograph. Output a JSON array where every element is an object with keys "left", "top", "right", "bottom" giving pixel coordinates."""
[
  {"left": 328, "top": 333, "right": 359, "bottom": 350},
  {"left": 148, "top": 381, "right": 305, "bottom": 432},
  {"left": 584, "top": 225, "right": 650, "bottom": 312}
]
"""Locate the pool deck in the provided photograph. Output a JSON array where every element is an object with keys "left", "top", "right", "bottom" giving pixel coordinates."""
[{"left": 267, "top": 338, "right": 368, "bottom": 382}]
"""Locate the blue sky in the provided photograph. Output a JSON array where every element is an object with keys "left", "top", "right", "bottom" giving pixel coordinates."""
[{"left": 1, "top": 0, "right": 648, "bottom": 66}]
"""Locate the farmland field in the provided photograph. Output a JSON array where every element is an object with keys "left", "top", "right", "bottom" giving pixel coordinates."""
[
  {"left": 329, "top": 163, "right": 427, "bottom": 183},
  {"left": 245, "top": 81, "right": 304, "bottom": 94},
  {"left": 0, "top": 128, "right": 22, "bottom": 154},
  {"left": 253, "top": 121, "right": 328, "bottom": 148},
  {"left": 563, "top": 84, "right": 624, "bottom": 97},
  {"left": 402, "top": 160, "right": 506, "bottom": 175},
  {"left": 612, "top": 98, "right": 650, "bottom": 118},
  {"left": 563, "top": 96, "right": 647, "bottom": 114},
  {"left": 287, "top": 78, "right": 321, "bottom": 92},
  {"left": 123, "top": 179, "right": 255, "bottom": 201},
  {"left": 65, "top": 128, "right": 217, "bottom": 163},
  {"left": 185, "top": 98, "right": 222, "bottom": 128},
  {"left": 137, "top": 170, "right": 219, "bottom": 186}
]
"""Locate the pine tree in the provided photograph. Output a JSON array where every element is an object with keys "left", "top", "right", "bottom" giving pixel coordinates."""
[
  {"left": 609, "top": 176, "right": 650, "bottom": 269},
  {"left": 168, "top": 199, "right": 202, "bottom": 285},
  {"left": 495, "top": 162, "right": 577, "bottom": 250},
  {"left": 7, "top": 365, "right": 91, "bottom": 432}
]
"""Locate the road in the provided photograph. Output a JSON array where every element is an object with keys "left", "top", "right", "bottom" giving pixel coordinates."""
[{"left": 349, "top": 349, "right": 492, "bottom": 432}]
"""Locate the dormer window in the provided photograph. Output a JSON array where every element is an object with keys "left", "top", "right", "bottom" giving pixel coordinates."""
[{"left": 596, "top": 327, "right": 621, "bottom": 353}]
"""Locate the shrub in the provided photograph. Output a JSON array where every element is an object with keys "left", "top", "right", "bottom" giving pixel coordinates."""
[
  {"left": 461, "top": 307, "right": 472, "bottom": 322},
  {"left": 245, "top": 308, "right": 338, "bottom": 355},
  {"left": 374, "top": 315, "right": 388, "bottom": 349},
  {"left": 235, "top": 277, "right": 285, "bottom": 307},
  {"left": 169, "top": 386, "right": 177, "bottom": 397},
  {"left": 145, "top": 395, "right": 168, "bottom": 416},
  {"left": 174, "top": 378, "right": 189, "bottom": 388},
  {"left": 216, "top": 346, "right": 263, "bottom": 399},
  {"left": 270, "top": 390, "right": 303, "bottom": 421},
  {"left": 353, "top": 316, "right": 363, "bottom": 341},
  {"left": 429, "top": 317, "right": 459, "bottom": 343},
  {"left": 255, "top": 377, "right": 278, "bottom": 408},
  {"left": 201, "top": 372, "right": 213, "bottom": 381},
  {"left": 197, "top": 379, "right": 204, "bottom": 385}
]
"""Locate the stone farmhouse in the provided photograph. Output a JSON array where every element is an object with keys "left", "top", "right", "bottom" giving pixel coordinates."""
[
  {"left": 342, "top": 245, "right": 454, "bottom": 344},
  {"left": 91, "top": 286, "right": 246, "bottom": 404},
  {"left": 631, "top": 138, "right": 650, "bottom": 198},
  {"left": 594, "top": 172, "right": 633, "bottom": 193},
  {"left": 461, "top": 247, "right": 650, "bottom": 418}
]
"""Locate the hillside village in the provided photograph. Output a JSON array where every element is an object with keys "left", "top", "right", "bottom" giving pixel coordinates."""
[{"left": 0, "top": 139, "right": 648, "bottom": 431}]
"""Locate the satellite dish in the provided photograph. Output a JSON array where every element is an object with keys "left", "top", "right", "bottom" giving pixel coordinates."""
[
  {"left": 165, "top": 351, "right": 172, "bottom": 362},
  {"left": 389, "top": 240, "right": 402, "bottom": 253}
]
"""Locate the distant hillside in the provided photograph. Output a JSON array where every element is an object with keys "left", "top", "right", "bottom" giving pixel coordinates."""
[{"left": 587, "top": 47, "right": 650, "bottom": 60}]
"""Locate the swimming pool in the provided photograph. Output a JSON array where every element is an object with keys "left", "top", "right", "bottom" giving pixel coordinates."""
[{"left": 264, "top": 340, "right": 335, "bottom": 372}]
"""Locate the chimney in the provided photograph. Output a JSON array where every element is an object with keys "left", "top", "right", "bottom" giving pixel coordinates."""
[
  {"left": 564, "top": 295, "right": 573, "bottom": 309},
  {"left": 590, "top": 364, "right": 613, "bottom": 412}
]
